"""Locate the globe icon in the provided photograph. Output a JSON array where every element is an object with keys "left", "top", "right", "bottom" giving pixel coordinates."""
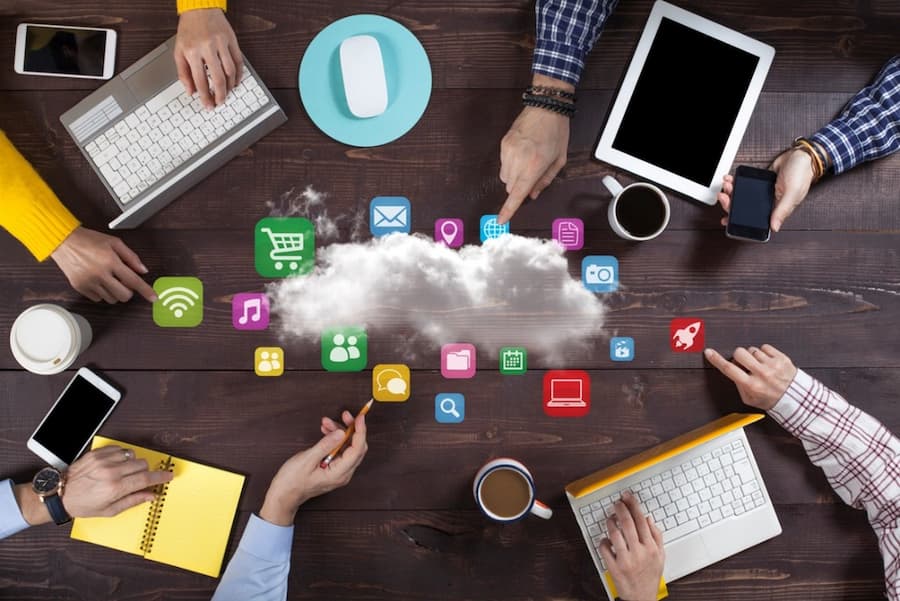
[{"left": 481, "top": 217, "right": 508, "bottom": 240}]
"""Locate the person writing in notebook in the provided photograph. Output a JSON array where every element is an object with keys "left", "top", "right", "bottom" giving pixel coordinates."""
[
  {"left": 605, "top": 344, "right": 899, "bottom": 600},
  {"left": 717, "top": 55, "right": 899, "bottom": 233},
  {"left": 0, "top": 445, "right": 174, "bottom": 539},
  {"left": 498, "top": 0, "right": 619, "bottom": 224},
  {"left": 212, "top": 410, "right": 368, "bottom": 600}
]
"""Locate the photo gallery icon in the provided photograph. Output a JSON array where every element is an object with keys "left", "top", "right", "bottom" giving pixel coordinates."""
[
  {"left": 543, "top": 370, "right": 590, "bottom": 417},
  {"left": 152, "top": 277, "right": 203, "bottom": 328}
]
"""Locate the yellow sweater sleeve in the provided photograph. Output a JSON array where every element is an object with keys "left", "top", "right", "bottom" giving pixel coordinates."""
[
  {"left": 0, "top": 132, "right": 80, "bottom": 261},
  {"left": 177, "top": 0, "right": 227, "bottom": 14}
]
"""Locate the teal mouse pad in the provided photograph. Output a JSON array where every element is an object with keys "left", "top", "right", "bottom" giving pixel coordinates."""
[{"left": 299, "top": 14, "right": 432, "bottom": 147}]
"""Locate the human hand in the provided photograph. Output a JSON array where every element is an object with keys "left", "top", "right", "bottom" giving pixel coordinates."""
[
  {"left": 63, "top": 445, "right": 174, "bottom": 518},
  {"left": 716, "top": 148, "right": 816, "bottom": 233},
  {"left": 259, "top": 411, "right": 368, "bottom": 526},
  {"left": 50, "top": 226, "right": 157, "bottom": 303},
  {"left": 498, "top": 78, "right": 572, "bottom": 225},
  {"left": 598, "top": 491, "right": 665, "bottom": 601},
  {"left": 704, "top": 345, "right": 798, "bottom": 411},
  {"left": 175, "top": 8, "right": 244, "bottom": 109}
]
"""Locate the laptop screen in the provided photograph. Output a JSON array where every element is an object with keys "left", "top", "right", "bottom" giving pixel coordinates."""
[
  {"left": 551, "top": 379, "right": 582, "bottom": 401},
  {"left": 611, "top": 17, "right": 760, "bottom": 186}
]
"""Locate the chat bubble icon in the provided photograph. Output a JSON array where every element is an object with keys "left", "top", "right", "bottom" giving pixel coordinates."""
[{"left": 373, "top": 364, "right": 410, "bottom": 402}]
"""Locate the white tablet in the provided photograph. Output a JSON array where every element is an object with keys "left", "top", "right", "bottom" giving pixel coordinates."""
[{"left": 594, "top": 1, "right": 774, "bottom": 205}]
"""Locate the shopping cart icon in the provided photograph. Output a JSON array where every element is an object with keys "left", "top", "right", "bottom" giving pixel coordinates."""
[
  {"left": 254, "top": 217, "right": 315, "bottom": 278},
  {"left": 260, "top": 227, "right": 304, "bottom": 271}
]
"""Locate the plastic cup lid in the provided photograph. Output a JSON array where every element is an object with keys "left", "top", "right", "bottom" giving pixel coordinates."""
[{"left": 10, "top": 306, "right": 78, "bottom": 374}]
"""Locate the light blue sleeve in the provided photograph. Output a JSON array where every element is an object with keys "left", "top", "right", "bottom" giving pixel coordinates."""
[
  {"left": 211, "top": 514, "right": 294, "bottom": 601},
  {"left": 0, "top": 479, "right": 30, "bottom": 540}
]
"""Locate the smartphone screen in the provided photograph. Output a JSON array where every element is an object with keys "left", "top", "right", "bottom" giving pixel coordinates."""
[
  {"left": 22, "top": 25, "right": 108, "bottom": 77},
  {"left": 32, "top": 375, "right": 117, "bottom": 465},
  {"left": 728, "top": 167, "right": 775, "bottom": 241}
]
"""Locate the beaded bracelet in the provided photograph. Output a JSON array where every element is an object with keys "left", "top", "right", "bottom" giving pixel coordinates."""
[
  {"left": 522, "top": 93, "right": 576, "bottom": 118},
  {"left": 526, "top": 85, "right": 577, "bottom": 102}
]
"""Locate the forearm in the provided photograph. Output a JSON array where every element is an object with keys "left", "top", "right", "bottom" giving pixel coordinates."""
[
  {"left": 176, "top": 0, "right": 227, "bottom": 13},
  {"left": 0, "top": 132, "right": 80, "bottom": 261},
  {"left": 809, "top": 55, "right": 900, "bottom": 174},
  {"left": 0, "top": 480, "right": 38, "bottom": 540},
  {"left": 212, "top": 514, "right": 292, "bottom": 601},
  {"left": 533, "top": 0, "right": 619, "bottom": 87}
]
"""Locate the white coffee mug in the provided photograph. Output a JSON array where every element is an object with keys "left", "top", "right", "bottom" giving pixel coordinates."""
[
  {"left": 473, "top": 458, "right": 553, "bottom": 522},
  {"left": 603, "top": 175, "right": 671, "bottom": 241},
  {"left": 10, "top": 304, "right": 93, "bottom": 375}
]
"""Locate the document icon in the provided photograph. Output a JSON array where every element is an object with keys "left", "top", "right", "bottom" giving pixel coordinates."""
[{"left": 370, "top": 196, "right": 411, "bottom": 237}]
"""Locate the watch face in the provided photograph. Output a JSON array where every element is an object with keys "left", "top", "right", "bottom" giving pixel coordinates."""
[{"left": 33, "top": 467, "right": 61, "bottom": 495}]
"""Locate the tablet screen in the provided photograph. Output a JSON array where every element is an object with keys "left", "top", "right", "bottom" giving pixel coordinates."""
[{"left": 611, "top": 18, "right": 759, "bottom": 186}]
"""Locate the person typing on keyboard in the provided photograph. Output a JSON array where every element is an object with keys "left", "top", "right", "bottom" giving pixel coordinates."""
[
  {"left": 0, "top": 131, "right": 157, "bottom": 304},
  {"left": 174, "top": 1, "right": 245, "bottom": 110}
]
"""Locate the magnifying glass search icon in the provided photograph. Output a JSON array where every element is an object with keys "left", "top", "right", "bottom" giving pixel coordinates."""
[{"left": 440, "top": 397, "right": 461, "bottom": 418}]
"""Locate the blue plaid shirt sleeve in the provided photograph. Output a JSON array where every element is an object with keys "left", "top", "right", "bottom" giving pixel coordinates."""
[
  {"left": 810, "top": 55, "right": 900, "bottom": 175},
  {"left": 532, "top": 0, "right": 620, "bottom": 86}
]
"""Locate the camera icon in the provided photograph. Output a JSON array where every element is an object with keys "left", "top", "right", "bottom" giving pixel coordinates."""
[{"left": 582, "top": 256, "right": 619, "bottom": 292}]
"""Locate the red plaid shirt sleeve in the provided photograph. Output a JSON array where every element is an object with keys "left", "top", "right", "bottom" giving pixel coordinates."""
[{"left": 768, "top": 369, "right": 900, "bottom": 601}]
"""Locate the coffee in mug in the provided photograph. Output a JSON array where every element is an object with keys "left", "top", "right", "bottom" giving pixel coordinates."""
[
  {"left": 603, "top": 176, "right": 670, "bottom": 241},
  {"left": 10, "top": 304, "right": 93, "bottom": 375},
  {"left": 473, "top": 458, "right": 552, "bottom": 522}
]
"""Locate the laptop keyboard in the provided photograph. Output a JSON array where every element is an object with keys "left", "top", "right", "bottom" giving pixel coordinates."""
[
  {"left": 577, "top": 439, "right": 767, "bottom": 572},
  {"left": 83, "top": 68, "right": 269, "bottom": 204}
]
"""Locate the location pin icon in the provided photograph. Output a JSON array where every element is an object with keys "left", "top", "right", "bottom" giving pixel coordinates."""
[{"left": 440, "top": 220, "right": 459, "bottom": 246}]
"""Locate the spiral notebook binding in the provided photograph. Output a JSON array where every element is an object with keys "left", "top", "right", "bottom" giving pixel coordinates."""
[{"left": 139, "top": 457, "right": 174, "bottom": 554}]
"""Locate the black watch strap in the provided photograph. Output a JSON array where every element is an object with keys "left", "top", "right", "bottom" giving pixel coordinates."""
[{"left": 44, "top": 494, "right": 71, "bottom": 525}]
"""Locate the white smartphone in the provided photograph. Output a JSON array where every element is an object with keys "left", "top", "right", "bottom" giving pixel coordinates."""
[
  {"left": 14, "top": 23, "right": 116, "bottom": 80},
  {"left": 27, "top": 367, "right": 122, "bottom": 469}
]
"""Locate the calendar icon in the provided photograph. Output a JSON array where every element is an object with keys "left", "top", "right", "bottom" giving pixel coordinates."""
[{"left": 499, "top": 347, "right": 527, "bottom": 375}]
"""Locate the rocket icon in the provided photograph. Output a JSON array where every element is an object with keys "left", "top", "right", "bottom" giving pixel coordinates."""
[{"left": 670, "top": 319, "right": 704, "bottom": 352}]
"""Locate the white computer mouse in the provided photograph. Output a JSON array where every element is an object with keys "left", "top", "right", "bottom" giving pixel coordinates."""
[{"left": 339, "top": 35, "right": 389, "bottom": 119}]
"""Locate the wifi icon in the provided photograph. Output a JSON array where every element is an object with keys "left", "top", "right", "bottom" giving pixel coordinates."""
[{"left": 153, "top": 277, "right": 204, "bottom": 328}]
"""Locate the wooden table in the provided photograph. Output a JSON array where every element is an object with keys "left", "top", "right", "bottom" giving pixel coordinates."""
[{"left": 1, "top": 2, "right": 898, "bottom": 599}]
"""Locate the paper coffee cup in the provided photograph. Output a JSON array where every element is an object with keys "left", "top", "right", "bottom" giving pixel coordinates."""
[{"left": 10, "top": 304, "right": 92, "bottom": 375}]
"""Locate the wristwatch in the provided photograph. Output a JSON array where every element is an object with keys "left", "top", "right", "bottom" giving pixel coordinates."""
[{"left": 32, "top": 467, "right": 71, "bottom": 525}]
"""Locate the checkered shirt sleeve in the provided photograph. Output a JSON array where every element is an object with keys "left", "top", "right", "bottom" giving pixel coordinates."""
[
  {"left": 532, "top": 0, "right": 620, "bottom": 86},
  {"left": 810, "top": 55, "right": 900, "bottom": 174},
  {"left": 768, "top": 369, "right": 900, "bottom": 601}
]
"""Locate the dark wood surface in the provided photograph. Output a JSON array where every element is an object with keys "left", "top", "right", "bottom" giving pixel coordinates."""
[{"left": 0, "top": 1, "right": 898, "bottom": 600}]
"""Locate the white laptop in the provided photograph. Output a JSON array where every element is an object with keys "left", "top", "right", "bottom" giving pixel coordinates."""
[
  {"left": 566, "top": 414, "right": 781, "bottom": 600},
  {"left": 594, "top": 1, "right": 775, "bottom": 205},
  {"left": 60, "top": 36, "right": 287, "bottom": 229}
]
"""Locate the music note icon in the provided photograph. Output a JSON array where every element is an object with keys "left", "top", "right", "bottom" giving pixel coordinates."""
[{"left": 232, "top": 293, "right": 270, "bottom": 331}]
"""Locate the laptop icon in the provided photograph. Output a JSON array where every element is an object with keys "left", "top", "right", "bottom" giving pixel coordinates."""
[{"left": 544, "top": 370, "right": 590, "bottom": 417}]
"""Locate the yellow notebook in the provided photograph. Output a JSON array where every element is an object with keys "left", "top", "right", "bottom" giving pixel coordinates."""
[{"left": 70, "top": 436, "right": 245, "bottom": 577}]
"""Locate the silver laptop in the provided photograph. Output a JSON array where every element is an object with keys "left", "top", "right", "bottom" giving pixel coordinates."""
[
  {"left": 566, "top": 414, "right": 781, "bottom": 600},
  {"left": 60, "top": 36, "right": 286, "bottom": 229}
]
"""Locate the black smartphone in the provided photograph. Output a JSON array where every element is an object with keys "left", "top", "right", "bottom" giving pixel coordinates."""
[{"left": 726, "top": 165, "right": 777, "bottom": 243}]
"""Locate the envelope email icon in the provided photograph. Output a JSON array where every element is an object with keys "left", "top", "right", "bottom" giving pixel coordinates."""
[
  {"left": 446, "top": 350, "right": 471, "bottom": 371},
  {"left": 370, "top": 196, "right": 412, "bottom": 236},
  {"left": 374, "top": 205, "right": 408, "bottom": 228}
]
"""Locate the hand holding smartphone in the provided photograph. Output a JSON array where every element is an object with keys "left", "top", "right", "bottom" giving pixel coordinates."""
[
  {"left": 14, "top": 23, "right": 116, "bottom": 80},
  {"left": 726, "top": 165, "right": 777, "bottom": 243},
  {"left": 27, "top": 368, "right": 121, "bottom": 469}
]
